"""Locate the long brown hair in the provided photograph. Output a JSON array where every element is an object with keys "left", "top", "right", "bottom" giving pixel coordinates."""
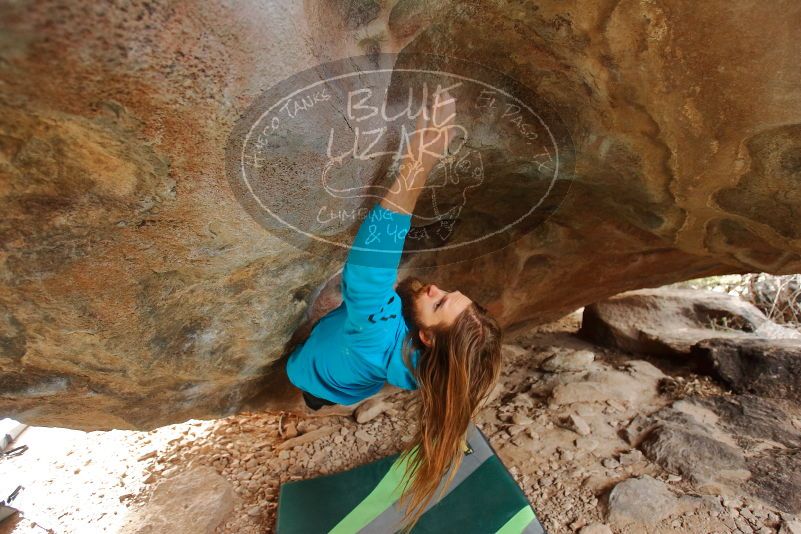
[{"left": 394, "top": 300, "right": 503, "bottom": 532}]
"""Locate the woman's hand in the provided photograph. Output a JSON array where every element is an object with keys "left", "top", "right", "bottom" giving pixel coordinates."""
[{"left": 381, "top": 89, "right": 458, "bottom": 214}]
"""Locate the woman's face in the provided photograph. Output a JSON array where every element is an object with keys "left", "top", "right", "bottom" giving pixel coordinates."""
[{"left": 396, "top": 276, "right": 473, "bottom": 340}]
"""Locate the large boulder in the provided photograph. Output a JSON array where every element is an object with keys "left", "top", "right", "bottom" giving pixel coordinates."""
[
  {"left": 746, "top": 450, "right": 801, "bottom": 516},
  {"left": 692, "top": 337, "right": 801, "bottom": 402},
  {"left": 636, "top": 396, "right": 801, "bottom": 513},
  {"left": 606, "top": 475, "right": 701, "bottom": 527},
  {"left": 2, "top": 1, "right": 801, "bottom": 429},
  {"left": 579, "top": 287, "right": 800, "bottom": 358},
  {"left": 120, "top": 466, "right": 239, "bottom": 534},
  {"left": 640, "top": 420, "right": 749, "bottom": 490},
  {"left": 696, "top": 394, "right": 801, "bottom": 449}
]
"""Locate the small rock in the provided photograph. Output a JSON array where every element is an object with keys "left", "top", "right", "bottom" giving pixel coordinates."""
[
  {"left": 781, "top": 519, "right": 801, "bottom": 534},
  {"left": 607, "top": 475, "right": 693, "bottom": 527},
  {"left": 512, "top": 393, "right": 535, "bottom": 408},
  {"left": 735, "top": 517, "right": 754, "bottom": 533},
  {"left": 354, "top": 429, "right": 375, "bottom": 443},
  {"left": 161, "top": 466, "right": 179, "bottom": 478},
  {"left": 768, "top": 512, "right": 780, "bottom": 523},
  {"left": 623, "top": 415, "right": 656, "bottom": 446},
  {"left": 137, "top": 450, "right": 158, "bottom": 461},
  {"left": 511, "top": 434, "right": 529, "bottom": 447},
  {"left": 508, "top": 424, "right": 526, "bottom": 436},
  {"left": 619, "top": 449, "right": 644, "bottom": 466},
  {"left": 284, "top": 422, "right": 298, "bottom": 439},
  {"left": 570, "top": 519, "right": 586, "bottom": 531},
  {"left": 541, "top": 350, "right": 595, "bottom": 372},
  {"left": 123, "top": 466, "right": 237, "bottom": 532},
  {"left": 275, "top": 426, "right": 337, "bottom": 451},
  {"left": 512, "top": 412, "right": 533, "bottom": 425},
  {"left": 606, "top": 399, "right": 626, "bottom": 412},
  {"left": 569, "top": 414, "right": 592, "bottom": 436},
  {"left": 602, "top": 458, "right": 620, "bottom": 469},
  {"left": 723, "top": 497, "right": 743, "bottom": 508},
  {"left": 354, "top": 398, "right": 391, "bottom": 424},
  {"left": 575, "top": 437, "right": 599, "bottom": 452},
  {"left": 577, "top": 521, "right": 612, "bottom": 534}
]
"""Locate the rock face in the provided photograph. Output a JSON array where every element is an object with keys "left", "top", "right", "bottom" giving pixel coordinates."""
[{"left": 2, "top": 1, "right": 801, "bottom": 430}]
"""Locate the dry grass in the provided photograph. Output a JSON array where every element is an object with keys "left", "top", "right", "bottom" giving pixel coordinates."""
[{"left": 672, "top": 273, "right": 801, "bottom": 333}]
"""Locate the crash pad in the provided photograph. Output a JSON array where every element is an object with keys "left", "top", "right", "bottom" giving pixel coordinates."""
[{"left": 276, "top": 421, "right": 545, "bottom": 533}]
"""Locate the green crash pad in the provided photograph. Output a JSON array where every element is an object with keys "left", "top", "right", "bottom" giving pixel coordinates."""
[{"left": 276, "top": 421, "right": 546, "bottom": 533}]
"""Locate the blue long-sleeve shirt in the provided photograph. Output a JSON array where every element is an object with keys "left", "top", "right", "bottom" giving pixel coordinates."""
[{"left": 285, "top": 203, "right": 420, "bottom": 405}]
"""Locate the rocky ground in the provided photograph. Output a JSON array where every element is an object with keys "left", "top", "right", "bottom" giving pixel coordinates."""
[{"left": 2, "top": 299, "right": 801, "bottom": 533}]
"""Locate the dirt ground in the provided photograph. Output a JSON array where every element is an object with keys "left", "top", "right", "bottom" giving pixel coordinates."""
[{"left": 0, "top": 310, "right": 790, "bottom": 533}]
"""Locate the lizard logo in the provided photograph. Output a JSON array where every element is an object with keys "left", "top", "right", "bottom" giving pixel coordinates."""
[{"left": 226, "top": 53, "right": 574, "bottom": 267}]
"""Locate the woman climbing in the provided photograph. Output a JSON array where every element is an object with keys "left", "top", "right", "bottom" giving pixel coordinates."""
[{"left": 284, "top": 88, "right": 504, "bottom": 532}]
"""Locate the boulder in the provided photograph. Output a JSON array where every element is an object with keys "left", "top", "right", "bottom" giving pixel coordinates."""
[
  {"left": 579, "top": 288, "right": 800, "bottom": 358},
  {"left": 607, "top": 475, "right": 700, "bottom": 527},
  {"left": 639, "top": 421, "right": 748, "bottom": 489},
  {"left": 746, "top": 450, "right": 801, "bottom": 514},
  {"left": 639, "top": 395, "right": 801, "bottom": 514},
  {"left": 692, "top": 337, "right": 801, "bottom": 402},
  {"left": 2, "top": 1, "right": 801, "bottom": 429},
  {"left": 696, "top": 395, "right": 801, "bottom": 449},
  {"left": 639, "top": 400, "right": 749, "bottom": 489},
  {"left": 120, "top": 466, "right": 238, "bottom": 534}
]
